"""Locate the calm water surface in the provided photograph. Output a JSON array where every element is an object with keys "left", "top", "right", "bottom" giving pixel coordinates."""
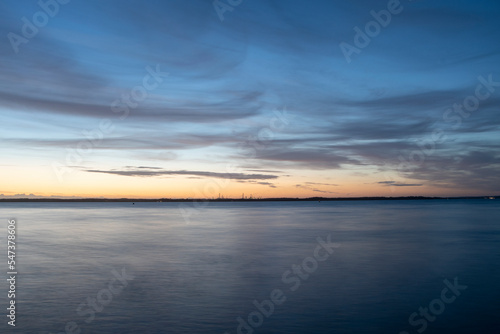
[{"left": 0, "top": 200, "right": 499, "bottom": 333}]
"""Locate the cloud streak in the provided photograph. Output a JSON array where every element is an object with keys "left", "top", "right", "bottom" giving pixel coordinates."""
[{"left": 85, "top": 167, "right": 278, "bottom": 181}]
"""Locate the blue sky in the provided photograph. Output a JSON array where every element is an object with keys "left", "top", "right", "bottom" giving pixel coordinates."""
[{"left": 1, "top": 0, "right": 499, "bottom": 198}]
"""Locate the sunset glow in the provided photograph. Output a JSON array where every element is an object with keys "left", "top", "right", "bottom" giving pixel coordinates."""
[{"left": 1, "top": 0, "right": 499, "bottom": 199}]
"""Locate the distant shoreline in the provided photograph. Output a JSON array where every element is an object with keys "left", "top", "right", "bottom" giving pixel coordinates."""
[{"left": 0, "top": 196, "right": 497, "bottom": 202}]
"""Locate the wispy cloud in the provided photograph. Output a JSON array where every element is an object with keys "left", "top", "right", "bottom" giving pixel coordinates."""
[
  {"left": 85, "top": 167, "right": 278, "bottom": 181},
  {"left": 377, "top": 181, "right": 423, "bottom": 187},
  {"left": 295, "top": 183, "right": 338, "bottom": 194}
]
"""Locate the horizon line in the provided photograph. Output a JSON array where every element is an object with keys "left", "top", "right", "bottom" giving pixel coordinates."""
[{"left": 0, "top": 195, "right": 498, "bottom": 202}]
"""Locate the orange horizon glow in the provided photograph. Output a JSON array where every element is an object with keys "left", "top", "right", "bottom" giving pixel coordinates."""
[{"left": 0, "top": 165, "right": 495, "bottom": 200}]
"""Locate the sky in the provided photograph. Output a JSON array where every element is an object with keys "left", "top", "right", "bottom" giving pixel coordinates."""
[{"left": 1, "top": 0, "right": 499, "bottom": 199}]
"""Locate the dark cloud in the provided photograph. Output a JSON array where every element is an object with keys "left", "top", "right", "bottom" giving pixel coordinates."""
[
  {"left": 0, "top": 90, "right": 263, "bottom": 123},
  {"left": 295, "top": 184, "right": 338, "bottom": 194},
  {"left": 245, "top": 169, "right": 284, "bottom": 174},
  {"left": 237, "top": 180, "right": 277, "bottom": 188},
  {"left": 337, "top": 89, "right": 469, "bottom": 114},
  {"left": 254, "top": 182, "right": 277, "bottom": 188},
  {"left": 253, "top": 148, "right": 361, "bottom": 169},
  {"left": 85, "top": 167, "right": 278, "bottom": 180},
  {"left": 400, "top": 150, "right": 500, "bottom": 192},
  {"left": 305, "top": 182, "right": 339, "bottom": 186},
  {"left": 377, "top": 181, "right": 423, "bottom": 187},
  {"left": 5, "top": 132, "right": 252, "bottom": 151}
]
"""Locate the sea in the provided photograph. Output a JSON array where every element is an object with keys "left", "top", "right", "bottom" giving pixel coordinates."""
[{"left": 0, "top": 199, "right": 498, "bottom": 333}]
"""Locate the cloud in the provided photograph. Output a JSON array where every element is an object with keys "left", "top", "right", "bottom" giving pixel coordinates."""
[
  {"left": 377, "top": 181, "right": 423, "bottom": 187},
  {"left": 5, "top": 132, "right": 254, "bottom": 152},
  {"left": 295, "top": 183, "right": 338, "bottom": 194},
  {"left": 237, "top": 180, "right": 277, "bottom": 188},
  {"left": 84, "top": 167, "right": 278, "bottom": 180},
  {"left": 252, "top": 148, "right": 361, "bottom": 169},
  {"left": 305, "top": 182, "right": 338, "bottom": 186},
  {"left": 254, "top": 182, "right": 277, "bottom": 188},
  {"left": 399, "top": 150, "right": 500, "bottom": 192},
  {"left": 245, "top": 169, "right": 284, "bottom": 174},
  {"left": 0, "top": 90, "right": 263, "bottom": 123}
]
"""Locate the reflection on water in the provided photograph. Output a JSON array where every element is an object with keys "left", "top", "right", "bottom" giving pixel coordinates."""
[{"left": 0, "top": 200, "right": 499, "bottom": 333}]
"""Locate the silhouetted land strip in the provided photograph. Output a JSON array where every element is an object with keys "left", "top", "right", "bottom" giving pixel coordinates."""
[{"left": 0, "top": 196, "right": 497, "bottom": 202}]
